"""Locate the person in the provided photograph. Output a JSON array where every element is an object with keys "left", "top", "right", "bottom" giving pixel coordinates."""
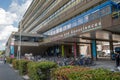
[
  {"left": 4, "top": 57, "right": 7, "bottom": 64},
  {"left": 115, "top": 52, "right": 120, "bottom": 67}
]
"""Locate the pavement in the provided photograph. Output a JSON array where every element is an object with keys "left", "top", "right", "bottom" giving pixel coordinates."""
[
  {"left": 0, "top": 61, "right": 23, "bottom": 80},
  {"left": 90, "top": 59, "right": 120, "bottom": 72},
  {"left": 0, "top": 59, "right": 119, "bottom": 80}
]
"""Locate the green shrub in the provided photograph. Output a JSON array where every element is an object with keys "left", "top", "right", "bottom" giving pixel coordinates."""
[
  {"left": 6, "top": 57, "right": 15, "bottom": 64},
  {"left": 53, "top": 66, "right": 120, "bottom": 80},
  {"left": 53, "top": 66, "right": 91, "bottom": 80},
  {"left": 12, "top": 59, "right": 20, "bottom": 70},
  {"left": 111, "top": 72, "right": 120, "bottom": 80},
  {"left": 6, "top": 57, "right": 10, "bottom": 63},
  {"left": 19, "top": 59, "right": 30, "bottom": 75},
  {"left": 28, "top": 61, "right": 57, "bottom": 80}
]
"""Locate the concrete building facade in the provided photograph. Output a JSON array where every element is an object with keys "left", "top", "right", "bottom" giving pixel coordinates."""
[{"left": 6, "top": 0, "right": 120, "bottom": 59}]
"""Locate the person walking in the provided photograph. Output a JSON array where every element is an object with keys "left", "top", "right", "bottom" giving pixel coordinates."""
[
  {"left": 115, "top": 52, "right": 120, "bottom": 67},
  {"left": 4, "top": 57, "right": 7, "bottom": 64}
]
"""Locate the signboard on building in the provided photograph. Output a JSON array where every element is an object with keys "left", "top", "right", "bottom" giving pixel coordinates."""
[
  {"left": 45, "top": 21, "right": 102, "bottom": 42},
  {"left": 10, "top": 45, "right": 14, "bottom": 55}
]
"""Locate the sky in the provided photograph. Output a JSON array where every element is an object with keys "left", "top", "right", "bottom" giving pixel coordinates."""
[{"left": 0, "top": 0, "right": 32, "bottom": 50}]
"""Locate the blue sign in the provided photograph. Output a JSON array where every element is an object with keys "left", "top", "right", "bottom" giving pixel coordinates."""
[{"left": 10, "top": 46, "right": 14, "bottom": 55}]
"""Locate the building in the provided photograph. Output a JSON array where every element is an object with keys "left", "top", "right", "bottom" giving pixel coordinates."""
[
  {"left": 5, "top": 32, "right": 44, "bottom": 57},
  {"left": 6, "top": 0, "right": 120, "bottom": 60}
]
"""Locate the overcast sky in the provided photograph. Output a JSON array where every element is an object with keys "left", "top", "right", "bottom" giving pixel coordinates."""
[{"left": 0, "top": 0, "right": 32, "bottom": 50}]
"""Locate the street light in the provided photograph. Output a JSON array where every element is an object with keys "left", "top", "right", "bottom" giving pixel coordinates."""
[
  {"left": 19, "top": 30, "right": 21, "bottom": 60},
  {"left": 18, "top": 22, "right": 22, "bottom": 60}
]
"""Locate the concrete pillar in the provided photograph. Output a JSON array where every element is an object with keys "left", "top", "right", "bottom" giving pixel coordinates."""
[
  {"left": 61, "top": 45, "right": 64, "bottom": 57},
  {"left": 76, "top": 45, "right": 80, "bottom": 57},
  {"left": 91, "top": 40, "right": 97, "bottom": 60},
  {"left": 109, "top": 33, "right": 113, "bottom": 59},
  {"left": 74, "top": 43, "right": 77, "bottom": 59},
  {"left": 87, "top": 44, "right": 91, "bottom": 57}
]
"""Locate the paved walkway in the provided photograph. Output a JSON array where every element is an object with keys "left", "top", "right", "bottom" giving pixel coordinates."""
[
  {"left": 0, "top": 61, "right": 23, "bottom": 80},
  {"left": 90, "top": 59, "right": 120, "bottom": 72},
  {"left": 0, "top": 59, "right": 119, "bottom": 80}
]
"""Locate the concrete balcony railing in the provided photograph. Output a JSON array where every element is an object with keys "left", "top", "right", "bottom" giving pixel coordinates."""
[
  {"left": 14, "top": 41, "right": 39, "bottom": 46},
  {"left": 37, "top": 0, "right": 107, "bottom": 33},
  {"left": 23, "top": 0, "right": 69, "bottom": 33}
]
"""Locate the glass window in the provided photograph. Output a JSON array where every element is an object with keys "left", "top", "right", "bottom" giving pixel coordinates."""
[
  {"left": 59, "top": 27, "right": 62, "bottom": 32},
  {"left": 112, "top": 5, "right": 118, "bottom": 12},
  {"left": 89, "top": 10, "right": 100, "bottom": 20},
  {"left": 57, "top": 27, "right": 60, "bottom": 33},
  {"left": 63, "top": 25, "right": 67, "bottom": 31},
  {"left": 72, "top": 20, "right": 77, "bottom": 27},
  {"left": 93, "top": 10, "right": 100, "bottom": 19},
  {"left": 83, "top": 15, "right": 88, "bottom": 23},
  {"left": 88, "top": 13, "right": 94, "bottom": 21},
  {"left": 56, "top": 28, "right": 59, "bottom": 33},
  {"left": 77, "top": 17, "right": 83, "bottom": 25},
  {"left": 67, "top": 23, "right": 71, "bottom": 29},
  {"left": 100, "top": 5, "right": 111, "bottom": 16}
]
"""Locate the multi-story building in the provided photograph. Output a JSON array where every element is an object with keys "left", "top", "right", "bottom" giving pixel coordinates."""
[
  {"left": 6, "top": 0, "right": 120, "bottom": 59},
  {"left": 5, "top": 32, "right": 44, "bottom": 57}
]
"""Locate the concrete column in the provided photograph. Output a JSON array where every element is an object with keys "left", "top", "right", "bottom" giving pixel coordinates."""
[
  {"left": 87, "top": 44, "right": 91, "bottom": 57},
  {"left": 91, "top": 40, "right": 97, "bottom": 60},
  {"left": 61, "top": 45, "right": 64, "bottom": 57},
  {"left": 74, "top": 43, "right": 77, "bottom": 59},
  {"left": 76, "top": 45, "right": 80, "bottom": 57},
  {"left": 109, "top": 33, "right": 113, "bottom": 59}
]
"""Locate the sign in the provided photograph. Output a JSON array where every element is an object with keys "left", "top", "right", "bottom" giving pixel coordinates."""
[
  {"left": 81, "top": 21, "right": 101, "bottom": 33},
  {"left": 45, "top": 21, "right": 102, "bottom": 42},
  {"left": 10, "top": 45, "right": 14, "bottom": 55}
]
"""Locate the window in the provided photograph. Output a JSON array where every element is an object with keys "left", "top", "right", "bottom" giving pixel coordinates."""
[
  {"left": 77, "top": 17, "right": 83, "bottom": 25},
  {"left": 59, "top": 27, "right": 62, "bottom": 32},
  {"left": 63, "top": 26, "right": 67, "bottom": 31},
  {"left": 67, "top": 23, "right": 71, "bottom": 29},
  {"left": 84, "top": 15, "right": 89, "bottom": 23},
  {"left": 88, "top": 10, "right": 100, "bottom": 20},
  {"left": 72, "top": 20, "right": 77, "bottom": 27},
  {"left": 100, "top": 5, "right": 111, "bottom": 16},
  {"left": 95, "top": 11, "right": 100, "bottom": 18}
]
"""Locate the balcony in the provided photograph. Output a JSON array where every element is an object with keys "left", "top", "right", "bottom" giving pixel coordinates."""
[
  {"left": 36, "top": 0, "right": 106, "bottom": 33},
  {"left": 14, "top": 41, "right": 39, "bottom": 46}
]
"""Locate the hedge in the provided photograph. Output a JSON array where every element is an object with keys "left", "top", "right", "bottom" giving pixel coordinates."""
[
  {"left": 53, "top": 66, "right": 91, "bottom": 80},
  {"left": 19, "top": 59, "right": 30, "bottom": 75},
  {"left": 12, "top": 59, "right": 20, "bottom": 70},
  {"left": 6, "top": 57, "right": 16, "bottom": 64},
  {"left": 53, "top": 66, "right": 120, "bottom": 80},
  {"left": 28, "top": 61, "right": 57, "bottom": 80}
]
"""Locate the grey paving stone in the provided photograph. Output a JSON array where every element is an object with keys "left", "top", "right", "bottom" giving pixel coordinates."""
[{"left": 0, "top": 63, "right": 23, "bottom": 80}]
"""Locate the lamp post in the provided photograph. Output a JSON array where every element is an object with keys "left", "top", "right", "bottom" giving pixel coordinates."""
[
  {"left": 19, "top": 29, "right": 21, "bottom": 60},
  {"left": 18, "top": 23, "right": 22, "bottom": 60}
]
